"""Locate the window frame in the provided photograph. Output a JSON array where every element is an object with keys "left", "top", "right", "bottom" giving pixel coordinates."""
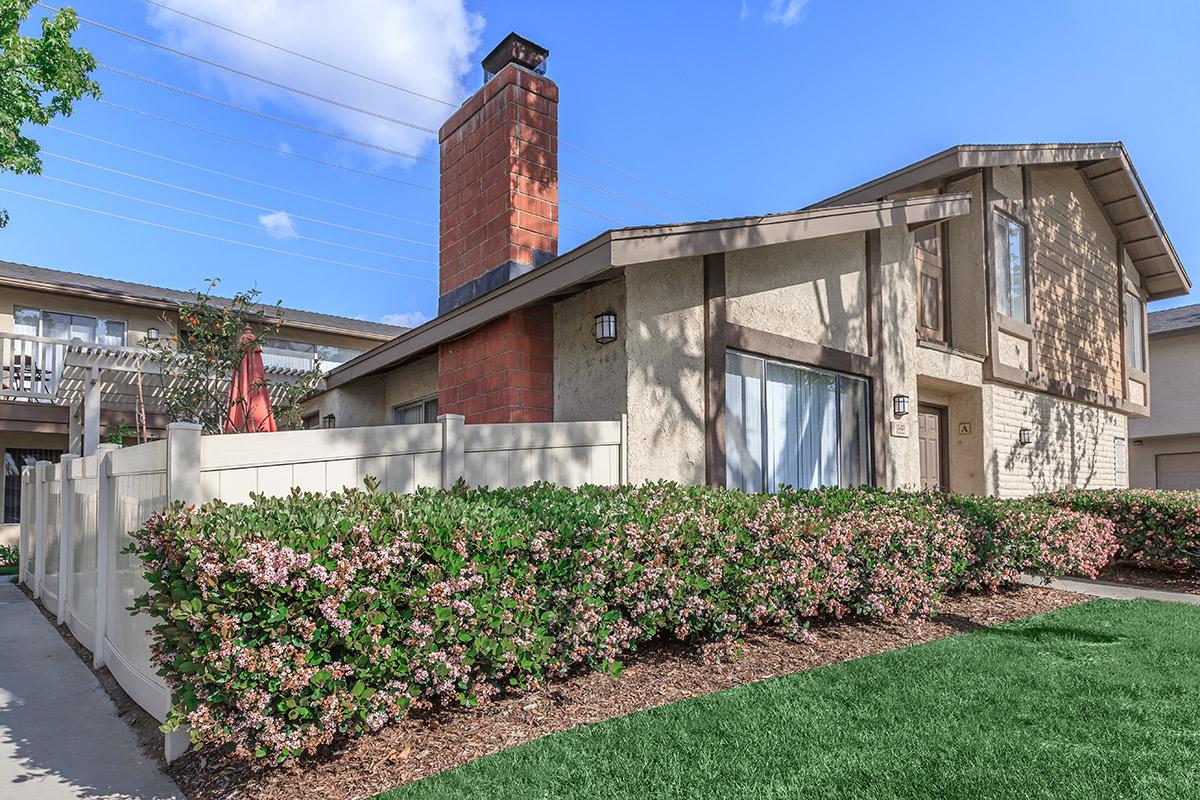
[
  {"left": 914, "top": 222, "right": 946, "bottom": 342},
  {"left": 13, "top": 305, "right": 128, "bottom": 346},
  {"left": 725, "top": 349, "right": 874, "bottom": 492},
  {"left": 1123, "top": 291, "right": 1147, "bottom": 376},
  {"left": 391, "top": 395, "right": 439, "bottom": 426},
  {"left": 991, "top": 211, "right": 1031, "bottom": 325}
]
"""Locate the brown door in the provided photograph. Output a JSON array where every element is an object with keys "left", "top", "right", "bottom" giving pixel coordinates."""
[{"left": 917, "top": 405, "right": 946, "bottom": 491}]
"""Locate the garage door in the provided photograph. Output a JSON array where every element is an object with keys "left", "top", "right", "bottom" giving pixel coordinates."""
[{"left": 1157, "top": 452, "right": 1200, "bottom": 490}]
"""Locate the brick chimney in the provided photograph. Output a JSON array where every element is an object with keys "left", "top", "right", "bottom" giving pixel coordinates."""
[{"left": 436, "top": 33, "right": 557, "bottom": 424}]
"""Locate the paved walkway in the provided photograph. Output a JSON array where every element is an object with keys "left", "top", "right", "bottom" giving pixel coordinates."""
[
  {"left": 1020, "top": 574, "right": 1200, "bottom": 606},
  {"left": 0, "top": 579, "right": 183, "bottom": 800}
]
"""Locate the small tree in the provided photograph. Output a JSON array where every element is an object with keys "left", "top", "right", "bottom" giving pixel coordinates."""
[
  {"left": 145, "top": 279, "right": 322, "bottom": 434},
  {"left": 1, "top": 0, "right": 101, "bottom": 227}
]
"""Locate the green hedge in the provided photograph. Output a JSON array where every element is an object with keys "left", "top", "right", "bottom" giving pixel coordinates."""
[
  {"left": 1042, "top": 488, "right": 1200, "bottom": 570},
  {"left": 130, "top": 483, "right": 1118, "bottom": 762}
]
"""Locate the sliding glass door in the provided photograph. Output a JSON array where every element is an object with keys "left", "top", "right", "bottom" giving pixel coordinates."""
[{"left": 726, "top": 351, "right": 870, "bottom": 491}]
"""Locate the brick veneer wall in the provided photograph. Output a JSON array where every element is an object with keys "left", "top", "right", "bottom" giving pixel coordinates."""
[{"left": 436, "top": 61, "right": 558, "bottom": 424}]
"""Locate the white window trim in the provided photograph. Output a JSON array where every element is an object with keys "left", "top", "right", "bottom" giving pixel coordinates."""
[
  {"left": 992, "top": 211, "right": 1030, "bottom": 324},
  {"left": 14, "top": 304, "right": 128, "bottom": 346}
]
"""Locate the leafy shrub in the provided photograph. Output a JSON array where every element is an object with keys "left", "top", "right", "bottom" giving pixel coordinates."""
[
  {"left": 131, "top": 482, "right": 1117, "bottom": 762},
  {"left": 0, "top": 543, "right": 18, "bottom": 567},
  {"left": 1042, "top": 488, "right": 1200, "bottom": 570}
]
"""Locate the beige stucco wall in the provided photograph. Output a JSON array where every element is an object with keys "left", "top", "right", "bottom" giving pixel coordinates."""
[
  {"left": 553, "top": 279, "right": 628, "bottom": 422},
  {"left": 382, "top": 355, "right": 439, "bottom": 412},
  {"left": 1129, "top": 433, "right": 1200, "bottom": 489},
  {"left": 875, "top": 226, "right": 920, "bottom": 490},
  {"left": 623, "top": 256, "right": 706, "bottom": 484},
  {"left": 944, "top": 173, "right": 988, "bottom": 355},
  {"left": 726, "top": 233, "right": 869, "bottom": 356},
  {"left": 987, "top": 383, "right": 1128, "bottom": 498},
  {"left": 304, "top": 377, "right": 387, "bottom": 428},
  {"left": 1130, "top": 330, "right": 1200, "bottom": 439}
]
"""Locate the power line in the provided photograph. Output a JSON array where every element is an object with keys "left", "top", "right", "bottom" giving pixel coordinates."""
[
  {"left": 136, "top": 0, "right": 717, "bottom": 214},
  {"left": 98, "top": 64, "right": 437, "bottom": 165},
  {"left": 48, "top": 126, "right": 435, "bottom": 246},
  {"left": 0, "top": 186, "right": 436, "bottom": 281},
  {"left": 560, "top": 198, "right": 623, "bottom": 226},
  {"left": 142, "top": 0, "right": 461, "bottom": 109},
  {"left": 41, "top": 150, "right": 435, "bottom": 254},
  {"left": 97, "top": 99, "right": 435, "bottom": 195},
  {"left": 560, "top": 170, "right": 673, "bottom": 220},
  {"left": 49, "top": 3, "right": 440, "bottom": 136},
  {"left": 37, "top": 174, "right": 436, "bottom": 265}
]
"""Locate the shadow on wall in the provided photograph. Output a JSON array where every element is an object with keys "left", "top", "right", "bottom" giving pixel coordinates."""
[{"left": 995, "top": 391, "right": 1106, "bottom": 495}]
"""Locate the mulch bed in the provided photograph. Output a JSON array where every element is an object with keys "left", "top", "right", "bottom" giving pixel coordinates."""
[
  {"left": 163, "top": 586, "right": 1087, "bottom": 800},
  {"left": 1095, "top": 562, "right": 1200, "bottom": 595}
]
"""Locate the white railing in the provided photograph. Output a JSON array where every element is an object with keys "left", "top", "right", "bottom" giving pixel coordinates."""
[
  {"left": 0, "top": 332, "right": 66, "bottom": 401},
  {"left": 18, "top": 414, "right": 627, "bottom": 762}
]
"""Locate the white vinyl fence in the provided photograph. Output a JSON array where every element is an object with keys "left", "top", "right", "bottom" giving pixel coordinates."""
[{"left": 18, "top": 414, "right": 626, "bottom": 761}]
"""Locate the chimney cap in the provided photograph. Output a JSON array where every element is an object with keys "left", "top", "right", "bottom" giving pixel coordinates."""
[{"left": 482, "top": 32, "right": 549, "bottom": 80}]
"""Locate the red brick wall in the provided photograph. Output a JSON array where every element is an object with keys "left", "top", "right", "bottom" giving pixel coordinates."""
[
  {"left": 436, "top": 63, "right": 558, "bottom": 423},
  {"left": 438, "top": 64, "right": 558, "bottom": 298},
  {"left": 437, "top": 306, "right": 554, "bottom": 423}
]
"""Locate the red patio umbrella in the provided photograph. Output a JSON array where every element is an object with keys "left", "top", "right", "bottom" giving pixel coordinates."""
[{"left": 224, "top": 326, "right": 277, "bottom": 433}]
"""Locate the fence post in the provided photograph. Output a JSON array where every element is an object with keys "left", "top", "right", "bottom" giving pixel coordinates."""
[
  {"left": 93, "top": 443, "right": 120, "bottom": 669},
  {"left": 619, "top": 413, "right": 629, "bottom": 486},
  {"left": 164, "top": 422, "right": 202, "bottom": 764},
  {"left": 56, "top": 454, "right": 78, "bottom": 625},
  {"left": 167, "top": 422, "right": 203, "bottom": 507},
  {"left": 33, "top": 460, "right": 49, "bottom": 600},
  {"left": 439, "top": 414, "right": 465, "bottom": 489},
  {"left": 19, "top": 467, "right": 32, "bottom": 588}
]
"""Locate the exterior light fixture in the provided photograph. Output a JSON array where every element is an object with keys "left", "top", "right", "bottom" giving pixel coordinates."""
[
  {"left": 893, "top": 394, "right": 910, "bottom": 417},
  {"left": 322, "top": 414, "right": 336, "bottom": 429},
  {"left": 145, "top": 327, "right": 160, "bottom": 341},
  {"left": 594, "top": 311, "right": 617, "bottom": 344},
  {"left": 1019, "top": 428, "right": 1033, "bottom": 445}
]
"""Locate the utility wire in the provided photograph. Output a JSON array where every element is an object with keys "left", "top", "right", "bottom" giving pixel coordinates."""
[
  {"left": 48, "top": 127, "right": 435, "bottom": 246},
  {"left": 138, "top": 0, "right": 718, "bottom": 214},
  {"left": 98, "top": 64, "right": 437, "bottom": 165},
  {"left": 49, "top": 3, "right": 440, "bottom": 136},
  {"left": 0, "top": 186, "right": 435, "bottom": 281},
  {"left": 38, "top": 174, "right": 435, "bottom": 265},
  {"left": 97, "top": 100, "right": 434, "bottom": 194},
  {"left": 142, "top": 0, "right": 461, "bottom": 109},
  {"left": 41, "top": 150, "right": 436, "bottom": 254}
]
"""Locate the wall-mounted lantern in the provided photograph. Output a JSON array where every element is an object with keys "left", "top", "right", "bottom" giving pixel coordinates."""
[
  {"left": 145, "top": 327, "right": 160, "bottom": 341},
  {"left": 1018, "top": 427, "right": 1034, "bottom": 445},
  {"left": 892, "top": 394, "right": 911, "bottom": 417},
  {"left": 594, "top": 311, "right": 617, "bottom": 344},
  {"left": 322, "top": 414, "right": 336, "bottom": 429}
]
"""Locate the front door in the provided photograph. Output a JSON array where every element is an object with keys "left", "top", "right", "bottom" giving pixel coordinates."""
[{"left": 917, "top": 405, "right": 945, "bottom": 491}]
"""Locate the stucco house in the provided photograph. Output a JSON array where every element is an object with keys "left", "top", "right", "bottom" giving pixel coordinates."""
[
  {"left": 1, "top": 260, "right": 405, "bottom": 541},
  {"left": 306, "top": 33, "right": 1190, "bottom": 499},
  {"left": 1129, "top": 304, "right": 1200, "bottom": 488}
]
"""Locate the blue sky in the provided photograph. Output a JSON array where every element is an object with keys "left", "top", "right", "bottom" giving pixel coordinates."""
[{"left": 3, "top": 0, "right": 1199, "bottom": 327}]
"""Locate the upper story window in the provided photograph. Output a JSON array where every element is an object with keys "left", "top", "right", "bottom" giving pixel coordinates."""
[
  {"left": 1124, "top": 292, "right": 1147, "bottom": 373},
  {"left": 993, "top": 213, "right": 1028, "bottom": 323},
  {"left": 261, "top": 338, "right": 362, "bottom": 372},
  {"left": 14, "top": 306, "right": 127, "bottom": 346},
  {"left": 914, "top": 224, "right": 945, "bottom": 341},
  {"left": 392, "top": 397, "right": 438, "bottom": 425}
]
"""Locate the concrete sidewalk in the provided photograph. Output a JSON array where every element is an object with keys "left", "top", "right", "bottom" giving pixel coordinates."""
[
  {"left": 1021, "top": 574, "right": 1200, "bottom": 606},
  {"left": 0, "top": 579, "right": 183, "bottom": 799}
]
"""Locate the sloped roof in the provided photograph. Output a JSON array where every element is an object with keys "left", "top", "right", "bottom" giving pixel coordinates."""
[
  {"left": 1148, "top": 303, "right": 1200, "bottom": 336},
  {"left": 808, "top": 143, "right": 1190, "bottom": 300},
  {"left": 0, "top": 259, "right": 406, "bottom": 340}
]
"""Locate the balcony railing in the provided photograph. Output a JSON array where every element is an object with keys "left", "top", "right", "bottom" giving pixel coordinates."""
[{"left": 0, "top": 333, "right": 66, "bottom": 402}]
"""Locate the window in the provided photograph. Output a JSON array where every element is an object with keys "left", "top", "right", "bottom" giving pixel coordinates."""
[
  {"left": 914, "top": 224, "right": 945, "bottom": 340},
  {"left": 13, "top": 306, "right": 127, "bottom": 346},
  {"left": 993, "top": 213, "right": 1028, "bottom": 322},
  {"left": 725, "top": 351, "right": 871, "bottom": 492},
  {"left": 392, "top": 397, "right": 438, "bottom": 425},
  {"left": 1124, "top": 292, "right": 1146, "bottom": 373},
  {"left": 262, "top": 338, "right": 363, "bottom": 372}
]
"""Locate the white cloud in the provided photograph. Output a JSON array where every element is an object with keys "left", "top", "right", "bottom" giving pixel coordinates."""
[
  {"left": 740, "top": 1, "right": 751, "bottom": 21},
  {"left": 380, "top": 310, "right": 430, "bottom": 328},
  {"left": 145, "top": 1, "right": 484, "bottom": 164},
  {"left": 764, "top": 0, "right": 810, "bottom": 26},
  {"left": 258, "top": 210, "right": 297, "bottom": 238}
]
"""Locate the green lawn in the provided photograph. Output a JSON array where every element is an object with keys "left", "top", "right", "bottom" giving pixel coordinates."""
[
  {"left": 0, "top": 565, "right": 18, "bottom": 576},
  {"left": 378, "top": 600, "right": 1200, "bottom": 800}
]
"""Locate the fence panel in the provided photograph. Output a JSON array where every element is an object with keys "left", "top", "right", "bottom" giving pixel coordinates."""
[
  {"left": 463, "top": 421, "right": 623, "bottom": 488},
  {"left": 40, "top": 462, "right": 62, "bottom": 614},
  {"left": 104, "top": 439, "right": 171, "bottom": 723},
  {"left": 66, "top": 453, "right": 100, "bottom": 648}
]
